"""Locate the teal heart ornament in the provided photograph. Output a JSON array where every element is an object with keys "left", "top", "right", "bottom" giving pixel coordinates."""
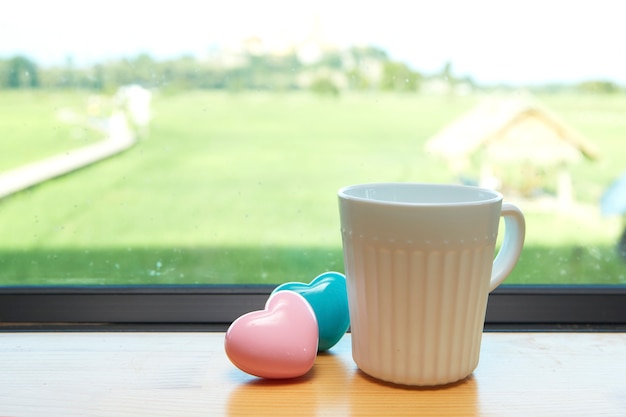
[{"left": 272, "top": 271, "right": 350, "bottom": 351}]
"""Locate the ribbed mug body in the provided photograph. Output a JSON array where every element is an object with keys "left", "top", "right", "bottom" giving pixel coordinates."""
[{"left": 343, "top": 237, "right": 494, "bottom": 385}]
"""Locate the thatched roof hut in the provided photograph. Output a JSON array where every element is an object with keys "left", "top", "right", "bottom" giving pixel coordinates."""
[{"left": 425, "top": 96, "right": 600, "bottom": 204}]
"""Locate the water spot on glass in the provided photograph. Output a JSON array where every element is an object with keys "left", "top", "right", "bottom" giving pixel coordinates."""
[{"left": 149, "top": 261, "right": 163, "bottom": 276}]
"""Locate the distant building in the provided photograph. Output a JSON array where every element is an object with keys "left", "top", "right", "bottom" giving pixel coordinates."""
[
  {"left": 115, "top": 85, "right": 152, "bottom": 136},
  {"left": 425, "top": 96, "right": 599, "bottom": 206}
]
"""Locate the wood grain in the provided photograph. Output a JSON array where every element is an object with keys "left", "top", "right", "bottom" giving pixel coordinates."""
[{"left": 1, "top": 332, "right": 625, "bottom": 416}]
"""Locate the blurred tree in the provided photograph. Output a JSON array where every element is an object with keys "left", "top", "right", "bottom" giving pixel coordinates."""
[
  {"left": 1, "top": 44, "right": 432, "bottom": 92},
  {"left": 316, "top": 51, "right": 343, "bottom": 69},
  {"left": 346, "top": 68, "right": 372, "bottom": 90},
  {"left": 440, "top": 61, "right": 453, "bottom": 81},
  {"left": 91, "top": 64, "right": 106, "bottom": 91},
  {"left": 5, "top": 56, "right": 39, "bottom": 88},
  {"left": 0, "top": 60, "right": 7, "bottom": 88},
  {"left": 348, "top": 45, "right": 389, "bottom": 61},
  {"left": 310, "top": 76, "right": 339, "bottom": 96},
  {"left": 577, "top": 80, "right": 620, "bottom": 94},
  {"left": 439, "top": 60, "right": 457, "bottom": 95},
  {"left": 380, "top": 61, "right": 420, "bottom": 92}
]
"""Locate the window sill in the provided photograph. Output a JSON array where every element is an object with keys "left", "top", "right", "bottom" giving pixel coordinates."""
[{"left": 1, "top": 331, "right": 625, "bottom": 416}]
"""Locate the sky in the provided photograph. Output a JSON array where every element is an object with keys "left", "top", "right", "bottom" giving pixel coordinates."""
[{"left": 1, "top": 0, "right": 626, "bottom": 85}]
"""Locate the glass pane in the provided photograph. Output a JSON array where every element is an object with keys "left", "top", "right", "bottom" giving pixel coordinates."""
[{"left": 1, "top": 1, "right": 624, "bottom": 286}]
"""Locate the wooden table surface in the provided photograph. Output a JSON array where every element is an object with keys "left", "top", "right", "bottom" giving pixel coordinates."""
[{"left": 1, "top": 332, "right": 625, "bottom": 417}]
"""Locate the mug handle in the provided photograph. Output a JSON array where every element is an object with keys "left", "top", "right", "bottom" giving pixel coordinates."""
[{"left": 489, "top": 203, "right": 526, "bottom": 292}]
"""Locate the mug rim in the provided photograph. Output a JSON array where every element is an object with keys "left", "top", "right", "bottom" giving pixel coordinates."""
[{"left": 337, "top": 182, "right": 503, "bottom": 207}]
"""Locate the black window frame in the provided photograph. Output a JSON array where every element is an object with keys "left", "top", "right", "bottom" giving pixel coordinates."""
[{"left": 1, "top": 285, "right": 626, "bottom": 331}]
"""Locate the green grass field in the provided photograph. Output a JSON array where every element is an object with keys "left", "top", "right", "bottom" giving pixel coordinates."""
[
  {"left": 0, "top": 91, "right": 101, "bottom": 172},
  {"left": 0, "top": 90, "right": 624, "bottom": 286}
]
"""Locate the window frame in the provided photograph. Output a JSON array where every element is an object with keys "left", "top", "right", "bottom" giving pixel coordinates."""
[{"left": 1, "top": 285, "right": 625, "bottom": 331}]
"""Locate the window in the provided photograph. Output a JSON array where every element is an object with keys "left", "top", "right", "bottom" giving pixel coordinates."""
[{"left": 1, "top": 1, "right": 625, "bottom": 329}]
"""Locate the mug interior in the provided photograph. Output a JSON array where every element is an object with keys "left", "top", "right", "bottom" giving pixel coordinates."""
[{"left": 338, "top": 183, "right": 502, "bottom": 205}]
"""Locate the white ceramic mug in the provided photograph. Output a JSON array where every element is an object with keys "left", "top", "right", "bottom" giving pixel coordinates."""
[{"left": 338, "top": 183, "right": 525, "bottom": 386}]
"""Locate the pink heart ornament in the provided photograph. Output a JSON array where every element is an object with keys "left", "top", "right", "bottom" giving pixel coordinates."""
[{"left": 225, "top": 290, "right": 319, "bottom": 379}]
